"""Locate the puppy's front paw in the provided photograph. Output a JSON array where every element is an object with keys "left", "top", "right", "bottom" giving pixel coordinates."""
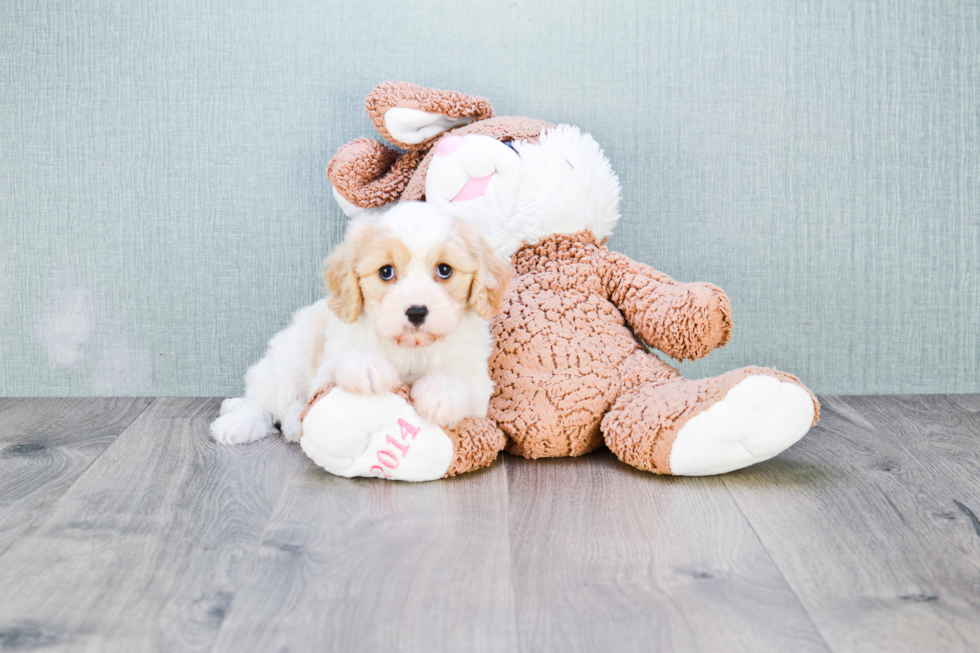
[
  {"left": 334, "top": 352, "right": 401, "bottom": 395},
  {"left": 411, "top": 375, "right": 470, "bottom": 426},
  {"left": 211, "top": 398, "right": 276, "bottom": 445}
]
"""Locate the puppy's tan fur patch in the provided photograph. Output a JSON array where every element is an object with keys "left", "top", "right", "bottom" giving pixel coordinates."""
[{"left": 323, "top": 217, "right": 511, "bottom": 328}]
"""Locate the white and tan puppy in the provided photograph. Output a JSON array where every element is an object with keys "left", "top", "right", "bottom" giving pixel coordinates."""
[{"left": 211, "top": 201, "right": 511, "bottom": 445}]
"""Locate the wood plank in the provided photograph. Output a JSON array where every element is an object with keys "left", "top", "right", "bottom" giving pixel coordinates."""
[
  {"left": 506, "top": 450, "right": 829, "bottom": 653},
  {"left": 0, "top": 397, "right": 151, "bottom": 556},
  {"left": 724, "top": 395, "right": 980, "bottom": 653},
  {"left": 947, "top": 393, "right": 980, "bottom": 413},
  {"left": 211, "top": 456, "right": 517, "bottom": 653},
  {"left": 0, "top": 398, "right": 300, "bottom": 653}
]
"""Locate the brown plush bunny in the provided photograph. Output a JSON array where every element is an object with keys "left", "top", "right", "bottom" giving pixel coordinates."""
[{"left": 300, "top": 82, "right": 818, "bottom": 481}]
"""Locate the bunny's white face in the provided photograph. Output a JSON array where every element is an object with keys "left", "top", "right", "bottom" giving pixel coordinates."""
[
  {"left": 424, "top": 134, "right": 524, "bottom": 227},
  {"left": 423, "top": 126, "right": 623, "bottom": 259}
]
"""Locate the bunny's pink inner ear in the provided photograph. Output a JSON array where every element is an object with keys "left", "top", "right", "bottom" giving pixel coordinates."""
[{"left": 365, "top": 82, "right": 494, "bottom": 151}]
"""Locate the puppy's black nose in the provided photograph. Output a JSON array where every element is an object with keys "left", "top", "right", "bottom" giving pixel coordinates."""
[{"left": 406, "top": 305, "right": 428, "bottom": 326}]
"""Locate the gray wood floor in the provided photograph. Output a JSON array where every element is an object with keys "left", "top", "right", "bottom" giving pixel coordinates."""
[{"left": 0, "top": 395, "right": 978, "bottom": 653}]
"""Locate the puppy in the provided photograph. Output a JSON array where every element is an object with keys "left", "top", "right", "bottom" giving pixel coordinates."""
[{"left": 211, "top": 201, "right": 512, "bottom": 445}]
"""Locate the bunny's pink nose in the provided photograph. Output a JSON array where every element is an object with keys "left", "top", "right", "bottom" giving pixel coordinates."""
[{"left": 435, "top": 135, "right": 465, "bottom": 156}]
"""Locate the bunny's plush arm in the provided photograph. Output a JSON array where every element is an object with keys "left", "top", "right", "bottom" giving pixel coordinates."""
[{"left": 600, "top": 249, "right": 732, "bottom": 361}]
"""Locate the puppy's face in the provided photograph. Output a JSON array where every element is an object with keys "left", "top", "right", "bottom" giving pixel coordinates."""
[{"left": 325, "top": 202, "right": 512, "bottom": 347}]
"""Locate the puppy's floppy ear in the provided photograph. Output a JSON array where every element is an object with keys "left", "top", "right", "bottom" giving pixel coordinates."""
[
  {"left": 323, "top": 222, "right": 369, "bottom": 323},
  {"left": 459, "top": 221, "right": 513, "bottom": 319}
]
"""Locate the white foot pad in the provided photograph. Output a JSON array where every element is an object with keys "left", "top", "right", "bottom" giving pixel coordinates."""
[
  {"left": 300, "top": 389, "right": 454, "bottom": 482},
  {"left": 669, "top": 375, "right": 815, "bottom": 476}
]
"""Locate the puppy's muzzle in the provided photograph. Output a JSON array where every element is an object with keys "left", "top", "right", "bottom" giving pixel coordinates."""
[{"left": 406, "top": 305, "right": 428, "bottom": 326}]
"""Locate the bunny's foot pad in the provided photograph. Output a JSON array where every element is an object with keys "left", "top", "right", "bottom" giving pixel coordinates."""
[{"left": 301, "top": 387, "right": 453, "bottom": 482}]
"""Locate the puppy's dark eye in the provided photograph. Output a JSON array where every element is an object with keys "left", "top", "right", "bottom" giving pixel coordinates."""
[
  {"left": 379, "top": 265, "right": 395, "bottom": 281},
  {"left": 436, "top": 264, "right": 453, "bottom": 279}
]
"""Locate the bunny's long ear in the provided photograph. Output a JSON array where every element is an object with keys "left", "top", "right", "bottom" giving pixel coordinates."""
[
  {"left": 366, "top": 82, "right": 494, "bottom": 150},
  {"left": 328, "top": 82, "right": 494, "bottom": 213},
  {"left": 328, "top": 138, "right": 424, "bottom": 211}
]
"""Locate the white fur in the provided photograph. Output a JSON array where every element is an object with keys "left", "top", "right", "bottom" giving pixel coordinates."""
[
  {"left": 211, "top": 203, "right": 495, "bottom": 445},
  {"left": 425, "top": 125, "right": 622, "bottom": 258}
]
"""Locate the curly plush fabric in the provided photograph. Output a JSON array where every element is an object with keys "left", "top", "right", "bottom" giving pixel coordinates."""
[
  {"left": 603, "top": 250, "right": 732, "bottom": 360},
  {"left": 327, "top": 139, "right": 424, "bottom": 208},
  {"left": 365, "top": 81, "right": 495, "bottom": 151},
  {"left": 443, "top": 418, "right": 508, "bottom": 478},
  {"left": 486, "top": 230, "right": 819, "bottom": 470},
  {"left": 488, "top": 233, "right": 665, "bottom": 456}
]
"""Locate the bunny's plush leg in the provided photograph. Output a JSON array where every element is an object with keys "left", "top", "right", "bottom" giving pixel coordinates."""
[
  {"left": 299, "top": 384, "right": 506, "bottom": 482},
  {"left": 440, "top": 418, "right": 508, "bottom": 478},
  {"left": 601, "top": 352, "right": 819, "bottom": 476}
]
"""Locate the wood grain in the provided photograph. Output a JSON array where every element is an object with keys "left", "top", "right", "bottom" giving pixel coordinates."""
[
  {"left": 0, "top": 398, "right": 300, "bottom": 653},
  {"left": 211, "top": 456, "right": 518, "bottom": 653},
  {"left": 505, "top": 450, "right": 829, "bottom": 653},
  {"left": 0, "top": 397, "right": 151, "bottom": 556},
  {"left": 3, "top": 395, "right": 980, "bottom": 652},
  {"left": 724, "top": 395, "right": 980, "bottom": 653}
]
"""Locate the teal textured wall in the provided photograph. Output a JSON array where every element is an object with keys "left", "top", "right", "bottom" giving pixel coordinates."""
[{"left": 1, "top": 0, "right": 977, "bottom": 396}]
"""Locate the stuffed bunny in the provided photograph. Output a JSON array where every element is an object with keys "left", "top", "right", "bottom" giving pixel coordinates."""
[{"left": 300, "top": 82, "right": 818, "bottom": 481}]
